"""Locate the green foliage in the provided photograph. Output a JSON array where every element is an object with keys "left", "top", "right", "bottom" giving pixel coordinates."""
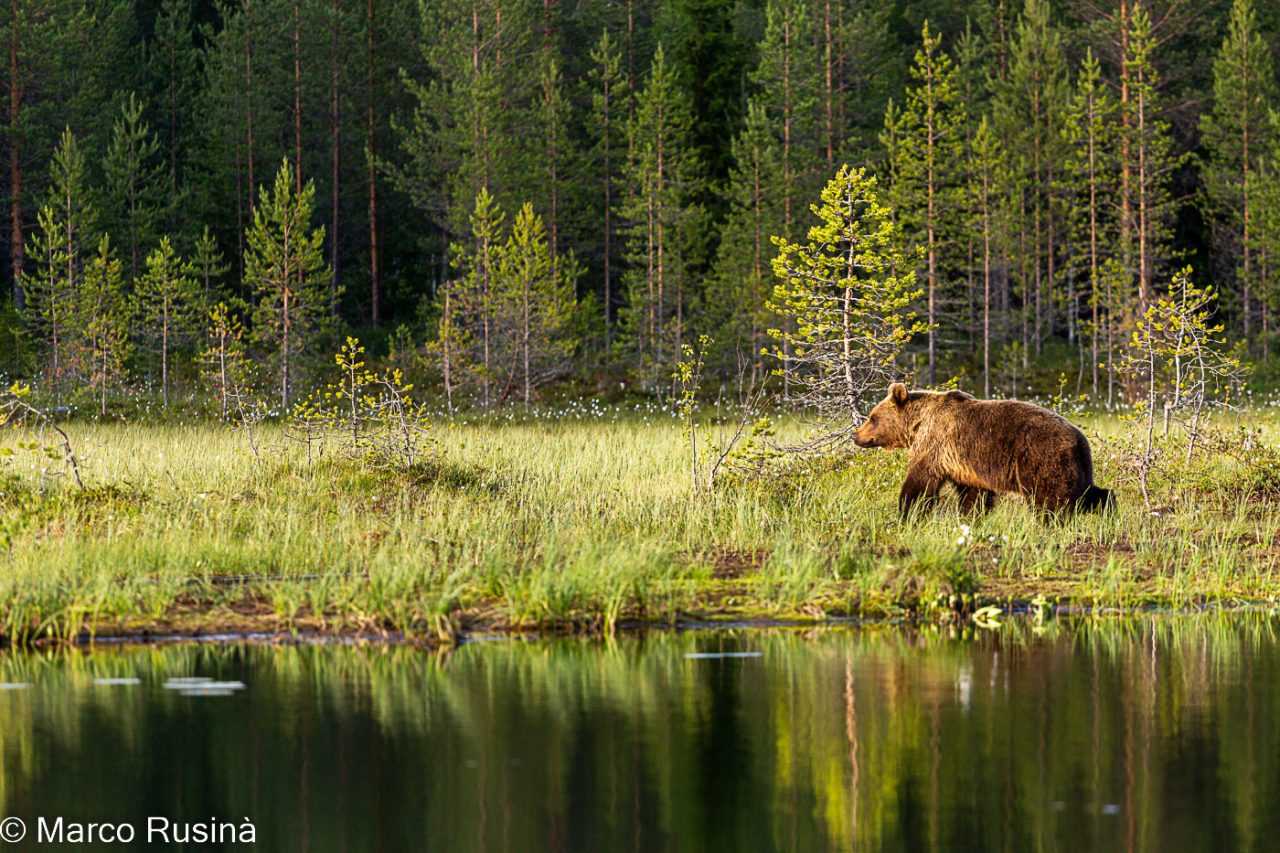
[
  {"left": 103, "top": 93, "right": 166, "bottom": 281},
  {"left": 199, "top": 300, "right": 252, "bottom": 421},
  {"left": 78, "top": 237, "right": 131, "bottom": 416},
  {"left": 134, "top": 236, "right": 199, "bottom": 408},
  {"left": 192, "top": 226, "right": 230, "bottom": 304},
  {"left": 296, "top": 336, "right": 435, "bottom": 471},
  {"left": 439, "top": 192, "right": 578, "bottom": 410},
  {"left": 20, "top": 129, "right": 98, "bottom": 399},
  {"left": 1200, "top": 0, "right": 1275, "bottom": 332},
  {"left": 991, "top": 0, "right": 1069, "bottom": 358},
  {"left": 1120, "top": 267, "right": 1252, "bottom": 508},
  {"left": 2, "top": 0, "right": 1280, "bottom": 411},
  {"left": 1122, "top": 7, "right": 1182, "bottom": 301},
  {"left": 706, "top": 102, "right": 784, "bottom": 383},
  {"left": 617, "top": 45, "right": 703, "bottom": 389},
  {"left": 768, "top": 165, "right": 925, "bottom": 447},
  {"left": 883, "top": 20, "right": 967, "bottom": 385},
  {"left": 245, "top": 159, "right": 332, "bottom": 409},
  {"left": 1061, "top": 48, "right": 1118, "bottom": 398}
]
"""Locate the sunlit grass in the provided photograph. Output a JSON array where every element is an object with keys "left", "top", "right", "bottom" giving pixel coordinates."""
[{"left": 0, "top": 406, "right": 1278, "bottom": 643}]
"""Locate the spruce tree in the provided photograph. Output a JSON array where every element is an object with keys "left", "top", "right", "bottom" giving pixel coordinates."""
[
  {"left": 245, "top": 159, "right": 331, "bottom": 409},
  {"left": 1200, "top": 0, "right": 1275, "bottom": 343},
  {"left": 618, "top": 45, "right": 701, "bottom": 388},
  {"left": 193, "top": 226, "right": 231, "bottom": 305},
  {"left": 1123, "top": 8, "right": 1180, "bottom": 310},
  {"left": 449, "top": 187, "right": 506, "bottom": 407},
  {"left": 992, "top": 0, "right": 1068, "bottom": 356},
  {"left": 135, "top": 236, "right": 199, "bottom": 409},
  {"left": 707, "top": 103, "right": 783, "bottom": 385},
  {"left": 752, "top": 0, "right": 819, "bottom": 241},
  {"left": 20, "top": 129, "right": 97, "bottom": 398},
  {"left": 104, "top": 93, "right": 166, "bottom": 283},
  {"left": 532, "top": 54, "right": 576, "bottom": 275},
  {"left": 394, "top": 0, "right": 538, "bottom": 240},
  {"left": 79, "top": 236, "right": 130, "bottom": 416},
  {"left": 147, "top": 0, "right": 200, "bottom": 209},
  {"left": 1062, "top": 49, "right": 1117, "bottom": 396},
  {"left": 587, "top": 30, "right": 627, "bottom": 344},
  {"left": 883, "top": 21, "right": 965, "bottom": 386},
  {"left": 501, "top": 203, "right": 577, "bottom": 409},
  {"left": 970, "top": 115, "right": 1002, "bottom": 398}
]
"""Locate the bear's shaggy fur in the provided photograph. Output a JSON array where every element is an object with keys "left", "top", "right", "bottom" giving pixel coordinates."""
[{"left": 854, "top": 382, "right": 1113, "bottom": 517}]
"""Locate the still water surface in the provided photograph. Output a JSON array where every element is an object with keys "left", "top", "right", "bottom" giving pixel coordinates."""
[{"left": 0, "top": 618, "right": 1275, "bottom": 851}]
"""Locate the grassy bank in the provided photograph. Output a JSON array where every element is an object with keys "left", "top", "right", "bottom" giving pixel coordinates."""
[{"left": 2, "top": 407, "right": 1280, "bottom": 644}]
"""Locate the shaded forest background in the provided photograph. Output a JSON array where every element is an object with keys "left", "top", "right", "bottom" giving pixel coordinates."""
[{"left": 1, "top": 0, "right": 1278, "bottom": 411}]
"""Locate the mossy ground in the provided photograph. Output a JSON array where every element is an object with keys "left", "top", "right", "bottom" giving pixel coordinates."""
[{"left": 2, "top": 407, "right": 1279, "bottom": 645}]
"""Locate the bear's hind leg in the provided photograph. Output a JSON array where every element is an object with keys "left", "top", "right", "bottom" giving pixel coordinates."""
[
  {"left": 957, "top": 485, "right": 997, "bottom": 515},
  {"left": 1030, "top": 488, "right": 1074, "bottom": 519}
]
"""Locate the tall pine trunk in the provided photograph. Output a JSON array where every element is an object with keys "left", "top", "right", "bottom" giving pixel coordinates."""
[
  {"left": 8, "top": 2, "right": 22, "bottom": 309},
  {"left": 367, "top": 0, "right": 380, "bottom": 326},
  {"left": 329, "top": 0, "right": 340, "bottom": 317}
]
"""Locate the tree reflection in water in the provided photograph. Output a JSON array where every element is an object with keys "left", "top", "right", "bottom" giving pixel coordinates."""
[{"left": 0, "top": 617, "right": 1273, "bottom": 851}]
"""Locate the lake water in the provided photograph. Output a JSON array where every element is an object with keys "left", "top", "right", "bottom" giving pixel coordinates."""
[{"left": 0, "top": 618, "right": 1275, "bottom": 851}]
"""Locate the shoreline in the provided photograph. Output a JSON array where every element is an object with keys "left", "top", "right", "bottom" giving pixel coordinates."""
[{"left": 12, "top": 593, "right": 1278, "bottom": 652}]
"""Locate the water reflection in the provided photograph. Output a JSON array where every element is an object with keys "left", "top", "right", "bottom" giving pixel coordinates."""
[{"left": 0, "top": 617, "right": 1275, "bottom": 851}]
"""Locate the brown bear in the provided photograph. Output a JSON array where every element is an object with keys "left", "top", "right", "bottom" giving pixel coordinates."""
[{"left": 853, "top": 382, "right": 1113, "bottom": 517}]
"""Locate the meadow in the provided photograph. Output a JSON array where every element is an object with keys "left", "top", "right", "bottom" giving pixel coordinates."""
[{"left": 2, "top": 401, "right": 1280, "bottom": 645}]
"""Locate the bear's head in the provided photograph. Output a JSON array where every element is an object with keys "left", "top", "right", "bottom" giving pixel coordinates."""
[{"left": 854, "top": 382, "right": 914, "bottom": 449}]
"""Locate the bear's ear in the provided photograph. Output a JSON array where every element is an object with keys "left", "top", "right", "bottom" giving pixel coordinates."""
[{"left": 889, "top": 382, "right": 908, "bottom": 406}]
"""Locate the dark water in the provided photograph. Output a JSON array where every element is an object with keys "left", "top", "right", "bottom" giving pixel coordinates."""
[{"left": 0, "top": 618, "right": 1277, "bottom": 851}]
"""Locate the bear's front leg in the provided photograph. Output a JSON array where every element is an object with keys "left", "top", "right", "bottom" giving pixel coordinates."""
[{"left": 899, "top": 465, "right": 943, "bottom": 517}]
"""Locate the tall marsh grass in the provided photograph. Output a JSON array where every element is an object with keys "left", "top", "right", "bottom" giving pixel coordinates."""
[{"left": 0, "top": 409, "right": 1278, "bottom": 643}]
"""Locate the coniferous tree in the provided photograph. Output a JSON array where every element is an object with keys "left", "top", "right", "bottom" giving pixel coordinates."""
[
  {"left": 883, "top": 21, "right": 965, "bottom": 386},
  {"left": 79, "top": 235, "right": 130, "bottom": 416},
  {"left": 1200, "top": 0, "right": 1275, "bottom": 345},
  {"left": 533, "top": 55, "right": 575, "bottom": 274},
  {"left": 429, "top": 278, "right": 474, "bottom": 414},
  {"left": 20, "top": 129, "right": 97, "bottom": 397},
  {"left": 587, "top": 30, "right": 627, "bottom": 347},
  {"left": 992, "top": 0, "right": 1068, "bottom": 356},
  {"left": 245, "top": 159, "right": 331, "bottom": 408},
  {"left": 148, "top": 0, "right": 200, "bottom": 210},
  {"left": 956, "top": 18, "right": 990, "bottom": 352},
  {"left": 135, "top": 236, "right": 200, "bottom": 408},
  {"left": 743, "top": 0, "right": 820, "bottom": 395},
  {"left": 449, "top": 187, "right": 506, "bottom": 407},
  {"left": 394, "top": 0, "right": 537, "bottom": 240},
  {"left": 970, "top": 115, "right": 1002, "bottom": 398},
  {"left": 768, "top": 165, "right": 924, "bottom": 445},
  {"left": 752, "top": 0, "right": 819, "bottom": 241},
  {"left": 1121, "top": 8, "right": 1181, "bottom": 313},
  {"left": 618, "top": 45, "right": 701, "bottom": 388},
  {"left": 23, "top": 208, "right": 76, "bottom": 397},
  {"left": 707, "top": 103, "right": 783, "bottom": 385},
  {"left": 193, "top": 226, "right": 231, "bottom": 305},
  {"left": 201, "top": 300, "right": 251, "bottom": 419},
  {"left": 502, "top": 203, "right": 577, "bottom": 408},
  {"left": 1062, "top": 49, "right": 1117, "bottom": 396},
  {"left": 3, "top": 1, "right": 113, "bottom": 308},
  {"left": 104, "top": 94, "right": 166, "bottom": 282}
]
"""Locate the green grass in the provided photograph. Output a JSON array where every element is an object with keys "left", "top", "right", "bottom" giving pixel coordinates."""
[{"left": 1, "top": 408, "right": 1279, "bottom": 644}]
